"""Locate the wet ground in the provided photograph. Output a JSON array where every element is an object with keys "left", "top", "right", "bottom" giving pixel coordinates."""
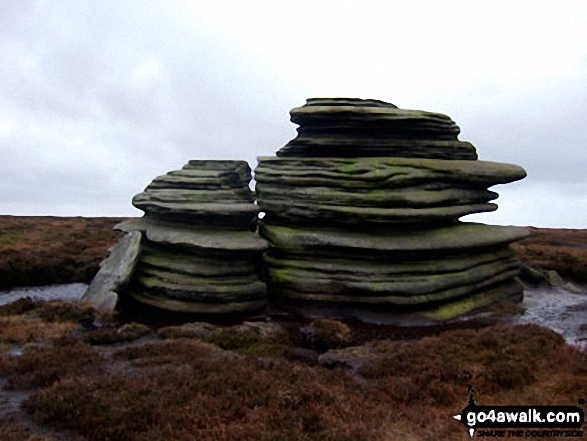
[
  {"left": 0, "top": 283, "right": 87, "bottom": 306},
  {"left": 515, "top": 284, "right": 587, "bottom": 349},
  {"left": 1, "top": 282, "right": 586, "bottom": 350}
]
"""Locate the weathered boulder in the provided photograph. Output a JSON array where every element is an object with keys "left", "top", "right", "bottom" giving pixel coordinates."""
[
  {"left": 87, "top": 160, "right": 268, "bottom": 315},
  {"left": 256, "top": 98, "right": 528, "bottom": 319},
  {"left": 277, "top": 98, "right": 474, "bottom": 159},
  {"left": 288, "top": 98, "right": 461, "bottom": 141}
]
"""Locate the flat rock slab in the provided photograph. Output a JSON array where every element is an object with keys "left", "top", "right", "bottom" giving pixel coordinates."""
[
  {"left": 257, "top": 200, "right": 497, "bottom": 225},
  {"left": 131, "top": 199, "right": 258, "bottom": 226},
  {"left": 129, "top": 289, "right": 267, "bottom": 314},
  {"left": 260, "top": 222, "right": 529, "bottom": 253},
  {"left": 140, "top": 245, "right": 256, "bottom": 277},
  {"left": 82, "top": 231, "right": 142, "bottom": 311},
  {"left": 266, "top": 255, "right": 520, "bottom": 296},
  {"left": 264, "top": 247, "right": 515, "bottom": 274},
  {"left": 289, "top": 98, "right": 461, "bottom": 140},
  {"left": 133, "top": 188, "right": 253, "bottom": 204},
  {"left": 134, "top": 275, "right": 267, "bottom": 301},
  {"left": 277, "top": 138, "right": 478, "bottom": 159},
  {"left": 256, "top": 157, "right": 526, "bottom": 189},
  {"left": 147, "top": 160, "right": 252, "bottom": 190},
  {"left": 117, "top": 219, "right": 269, "bottom": 252}
]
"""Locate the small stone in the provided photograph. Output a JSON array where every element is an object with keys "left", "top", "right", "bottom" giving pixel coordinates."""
[
  {"left": 544, "top": 270, "right": 565, "bottom": 288},
  {"left": 230, "top": 321, "right": 289, "bottom": 343},
  {"left": 158, "top": 322, "right": 219, "bottom": 340},
  {"left": 318, "top": 343, "right": 379, "bottom": 373},
  {"left": 519, "top": 264, "right": 547, "bottom": 284},
  {"left": 300, "top": 319, "right": 352, "bottom": 350},
  {"left": 117, "top": 323, "right": 151, "bottom": 341},
  {"left": 564, "top": 282, "right": 583, "bottom": 294}
]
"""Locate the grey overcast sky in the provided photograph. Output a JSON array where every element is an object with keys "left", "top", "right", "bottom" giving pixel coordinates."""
[{"left": 1, "top": 0, "right": 585, "bottom": 227}]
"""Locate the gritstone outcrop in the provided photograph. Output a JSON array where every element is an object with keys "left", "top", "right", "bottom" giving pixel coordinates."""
[
  {"left": 84, "top": 160, "right": 268, "bottom": 314},
  {"left": 255, "top": 98, "right": 528, "bottom": 321}
]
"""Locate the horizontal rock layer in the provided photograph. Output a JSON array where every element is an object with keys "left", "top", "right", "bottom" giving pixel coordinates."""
[
  {"left": 289, "top": 98, "right": 461, "bottom": 141},
  {"left": 149, "top": 160, "right": 253, "bottom": 189},
  {"left": 262, "top": 223, "right": 527, "bottom": 310},
  {"left": 260, "top": 222, "right": 528, "bottom": 256},
  {"left": 120, "top": 223, "right": 268, "bottom": 314},
  {"left": 117, "top": 219, "right": 268, "bottom": 253},
  {"left": 277, "top": 138, "right": 478, "bottom": 159},
  {"left": 279, "top": 99, "right": 477, "bottom": 158},
  {"left": 256, "top": 157, "right": 526, "bottom": 225}
]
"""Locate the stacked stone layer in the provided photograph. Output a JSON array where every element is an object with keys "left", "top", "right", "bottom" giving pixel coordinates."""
[
  {"left": 278, "top": 98, "right": 477, "bottom": 159},
  {"left": 255, "top": 157, "right": 525, "bottom": 226},
  {"left": 119, "top": 160, "right": 268, "bottom": 314},
  {"left": 132, "top": 160, "right": 258, "bottom": 228},
  {"left": 256, "top": 98, "right": 528, "bottom": 319},
  {"left": 260, "top": 223, "right": 526, "bottom": 309}
]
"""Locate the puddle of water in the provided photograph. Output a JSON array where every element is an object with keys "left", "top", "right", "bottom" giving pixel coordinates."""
[
  {"left": 515, "top": 284, "right": 587, "bottom": 350},
  {"left": 0, "top": 283, "right": 87, "bottom": 307}
]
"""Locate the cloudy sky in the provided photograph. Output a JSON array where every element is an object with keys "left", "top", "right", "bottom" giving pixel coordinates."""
[{"left": 1, "top": 0, "right": 585, "bottom": 227}]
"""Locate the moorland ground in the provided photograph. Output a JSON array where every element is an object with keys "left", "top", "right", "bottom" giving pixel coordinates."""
[{"left": 1, "top": 216, "right": 586, "bottom": 440}]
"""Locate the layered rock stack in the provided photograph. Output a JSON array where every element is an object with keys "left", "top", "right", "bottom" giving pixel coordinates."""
[
  {"left": 255, "top": 98, "right": 528, "bottom": 321},
  {"left": 85, "top": 160, "right": 268, "bottom": 314}
]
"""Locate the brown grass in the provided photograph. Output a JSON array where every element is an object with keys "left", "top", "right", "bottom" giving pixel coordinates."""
[
  {"left": 0, "top": 299, "right": 116, "bottom": 349},
  {"left": 1, "top": 297, "right": 586, "bottom": 440},
  {"left": 1, "top": 336, "right": 105, "bottom": 390},
  {"left": 205, "top": 325, "right": 290, "bottom": 358},
  {"left": 3, "top": 323, "right": 582, "bottom": 441},
  {"left": 512, "top": 227, "right": 587, "bottom": 282},
  {"left": 82, "top": 322, "right": 151, "bottom": 345},
  {"left": 0, "top": 316, "right": 79, "bottom": 345},
  {"left": 0, "top": 215, "right": 129, "bottom": 289},
  {"left": 24, "top": 339, "right": 394, "bottom": 441},
  {"left": 0, "top": 416, "right": 76, "bottom": 441}
]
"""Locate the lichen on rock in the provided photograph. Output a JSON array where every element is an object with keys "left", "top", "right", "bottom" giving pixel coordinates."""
[{"left": 256, "top": 98, "right": 528, "bottom": 320}]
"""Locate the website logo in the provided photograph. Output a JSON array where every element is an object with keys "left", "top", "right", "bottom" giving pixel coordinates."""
[{"left": 453, "top": 386, "right": 585, "bottom": 438}]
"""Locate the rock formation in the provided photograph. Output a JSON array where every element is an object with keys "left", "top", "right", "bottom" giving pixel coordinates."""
[
  {"left": 84, "top": 160, "right": 268, "bottom": 314},
  {"left": 255, "top": 98, "right": 528, "bottom": 321}
]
